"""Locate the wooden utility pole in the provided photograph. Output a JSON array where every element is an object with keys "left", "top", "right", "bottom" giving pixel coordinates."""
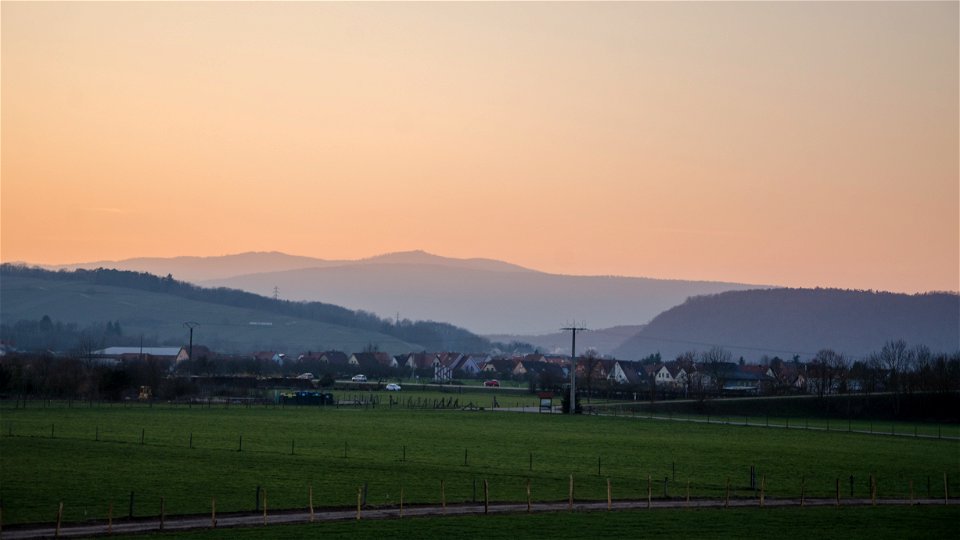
[{"left": 561, "top": 325, "right": 587, "bottom": 414}]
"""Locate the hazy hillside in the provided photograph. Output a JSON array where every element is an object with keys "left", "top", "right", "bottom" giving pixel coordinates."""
[
  {"left": 485, "top": 325, "right": 644, "bottom": 356},
  {"left": 47, "top": 252, "right": 342, "bottom": 282},
  {"left": 0, "top": 266, "right": 495, "bottom": 354},
  {"left": 612, "top": 288, "right": 960, "bottom": 361},
  {"left": 198, "top": 252, "right": 762, "bottom": 334},
  {"left": 46, "top": 250, "right": 532, "bottom": 283}
]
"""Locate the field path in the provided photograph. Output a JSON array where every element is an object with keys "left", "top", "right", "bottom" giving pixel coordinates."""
[{"left": 3, "top": 498, "right": 954, "bottom": 539}]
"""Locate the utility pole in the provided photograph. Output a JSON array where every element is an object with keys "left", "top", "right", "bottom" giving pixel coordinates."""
[
  {"left": 561, "top": 324, "right": 587, "bottom": 414},
  {"left": 183, "top": 322, "right": 199, "bottom": 361}
]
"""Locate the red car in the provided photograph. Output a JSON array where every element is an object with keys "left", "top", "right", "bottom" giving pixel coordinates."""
[{"left": 484, "top": 379, "right": 500, "bottom": 387}]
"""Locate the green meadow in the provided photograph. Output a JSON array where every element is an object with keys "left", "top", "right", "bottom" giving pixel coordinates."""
[{"left": 1, "top": 401, "right": 957, "bottom": 527}]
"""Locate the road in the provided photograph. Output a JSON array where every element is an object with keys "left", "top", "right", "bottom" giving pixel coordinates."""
[{"left": 2, "top": 498, "right": 954, "bottom": 539}]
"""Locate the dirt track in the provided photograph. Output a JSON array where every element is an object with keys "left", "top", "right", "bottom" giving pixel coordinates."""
[{"left": 3, "top": 498, "right": 954, "bottom": 539}]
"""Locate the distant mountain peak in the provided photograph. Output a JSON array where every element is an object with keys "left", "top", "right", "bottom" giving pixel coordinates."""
[{"left": 360, "top": 250, "right": 533, "bottom": 273}]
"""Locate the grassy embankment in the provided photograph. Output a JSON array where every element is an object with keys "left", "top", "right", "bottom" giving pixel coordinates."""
[{"left": 1, "top": 400, "right": 957, "bottom": 527}]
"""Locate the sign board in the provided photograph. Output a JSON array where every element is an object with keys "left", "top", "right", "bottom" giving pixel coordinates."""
[{"left": 538, "top": 392, "right": 554, "bottom": 413}]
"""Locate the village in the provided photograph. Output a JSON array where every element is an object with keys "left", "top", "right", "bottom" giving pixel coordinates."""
[{"left": 80, "top": 345, "right": 878, "bottom": 402}]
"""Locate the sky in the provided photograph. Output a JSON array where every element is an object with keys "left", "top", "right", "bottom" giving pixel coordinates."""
[{"left": 2, "top": 2, "right": 957, "bottom": 294}]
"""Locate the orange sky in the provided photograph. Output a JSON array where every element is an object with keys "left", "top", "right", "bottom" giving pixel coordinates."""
[{"left": 2, "top": 2, "right": 958, "bottom": 293}]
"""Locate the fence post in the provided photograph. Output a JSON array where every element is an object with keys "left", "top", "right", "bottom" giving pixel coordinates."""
[
  {"left": 255, "top": 486, "right": 261, "bottom": 512},
  {"left": 108, "top": 502, "right": 113, "bottom": 534},
  {"left": 870, "top": 475, "right": 876, "bottom": 506},
  {"left": 441, "top": 480, "right": 446, "bottom": 514},
  {"left": 800, "top": 476, "right": 805, "bottom": 507},
  {"left": 607, "top": 478, "right": 612, "bottom": 511},
  {"left": 129, "top": 491, "right": 135, "bottom": 518},
  {"left": 945, "top": 473, "right": 950, "bottom": 505},
  {"left": 760, "top": 475, "right": 765, "bottom": 507},
  {"left": 160, "top": 497, "right": 165, "bottom": 530},
  {"left": 686, "top": 480, "right": 690, "bottom": 506},
  {"left": 189, "top": 433, "right": 193, "bottom": 449},
  {"left": 568, "top": 475, "right": 574, "bottom": 511},
  {"left": 464, "top": 448, "right": 468, "bottom": 467},
  {"left": 648, "top": 474, "right": 652, "bottom": 509},
  {"left": 483, "top": 479, "right": 489, "bottom": 514},
  {"left": 356, "top": 487, "right": 362, "bottom": 520},
  {"left": 262, "top": 489, "right": 267, "bottom": 525},
  {"left": 56, "top": 501, "right": 63, "bottom": 538},
  {"left": 212, "top": 497, "right": 217, "bottom": 528},
  {"left": 724, "top": 478, "right": 730, "bottom": 508},
  {"left": 910, "top": 480, "right": 914, "bottom": 505},
  {"left": 527, "top": 478, "right": 532, "bottom": 513},
  {"left": 400, "top": 486, "right": 404, "bottom": 519},
  {"left": 529, "top": 452, "right": 533, "bottom": 472},
  {"left": 309, "top": 486, "right": 314, "bottom": 522},
  {"left": 835, "top": 478, "right": 840, "bottom": 506}
]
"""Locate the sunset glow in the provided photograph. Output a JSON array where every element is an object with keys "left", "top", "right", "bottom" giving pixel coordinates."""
[{"left": 2, "top": 2, "right": 957, "bottom": 293}]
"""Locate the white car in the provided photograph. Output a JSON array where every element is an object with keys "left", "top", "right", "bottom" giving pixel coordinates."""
[
  {"left": 385, "top": 383, "right": 401, "bottom": 391},
  {"left": 351, "top": 374, "right": 367, "bottom": 382}
]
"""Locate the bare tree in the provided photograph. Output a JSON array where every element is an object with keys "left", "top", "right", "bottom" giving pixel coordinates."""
[
  {"left": 811, "top": 349, "right": 844, "bottom": 398},
  {"left": 581, "top": 348, "right": 604, "bottom": 403},
  {"left": 876, "top": 339, "right": 914, "bottom": 414},
  {"left": 912, "top": 344, "right": 932, "bottom": 392},
  {"left": 699, "top": 346, "right": 732, "bottom": 396},
  {"left": 829, "top": 351, "right": 850, "bottom": 394}
]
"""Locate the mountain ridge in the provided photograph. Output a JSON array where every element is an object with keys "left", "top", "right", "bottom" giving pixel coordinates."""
[
  {"left": 611, "top": 288, "right": 960, "bottom": 361},
  {"left": 37, "top": 250, "right": 769, "bottom": 334}
]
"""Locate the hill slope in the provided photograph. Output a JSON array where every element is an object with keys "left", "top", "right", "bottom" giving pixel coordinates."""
[
  {"left": 0, "top": 266, "right": 493, "bottom": 354},
  {"left": 198, "top": 255, "right": 763, "bottom": 334},
  {"left": 611, "top": 288, "right": 960, "bottom": 361},
  {"left": 39, "top": 251, "right": 765, "bottom": 334},
  {"left": 485, "top": 325, "right": 645, "bottom": 356}
]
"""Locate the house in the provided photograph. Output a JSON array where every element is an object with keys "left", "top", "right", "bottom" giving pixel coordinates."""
[
  {"left": 481, "top": 358, "right": 517, "bottom": 377},
  {"left": 404, "top": 352, "right": 436, "bottom": 370},
  {"left": 458, "top": 354, "right": 489, "bottom": 376},
  {"left": 253, "top": 351, "right": 286, "bottom": 364},
  {"left": 348, "top": 352, "right": 382, "bottom": 373},
  {"left": 653, "top": 362, "right": 689, "bottom": 389},
  {"left": 433, "top": 352, "right": 463, "bottom": 382},
  {"left": 768, "top": 363, "right": 806, "bottom": 392},
  {"left": 320, "top": 351, "right": 350, "bottom": 367},
  {"left": 523, "top": 361, "right": 567, "bottom": 383},
  {"left": 96, "top": 346, "right": 185, "bottom": 363},
  {"left": 608, "top": 360, "right": 645, "bottom": 385}
]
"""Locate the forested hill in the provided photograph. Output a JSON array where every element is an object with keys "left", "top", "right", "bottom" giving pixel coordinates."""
[
  {"left": 0, "top": 264, "right": 491, "bottom": 353},
  {"left": 612, "top": 288, "right": 960, "bottom": 361}
]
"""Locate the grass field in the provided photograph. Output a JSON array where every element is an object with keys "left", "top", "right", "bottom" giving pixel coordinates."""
[
  {"left": 1, "top": 400, "right": 957, "bottom": 528},
  {"left": 587, "top": 406, "right": 960, "bottom": 439},
  {"left": 111, "top": 507, "right": 959, "bottom": 540}
]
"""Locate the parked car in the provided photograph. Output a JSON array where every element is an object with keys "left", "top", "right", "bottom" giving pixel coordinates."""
[
  {"left": 385, "top": 383, "right": 402, "bottom": 391},
  {"left": 484, "top": 379, "right": 500, "bottom": 387},
  {"left": 351, "top": 374, "right": 367, "bottom": 382}
]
